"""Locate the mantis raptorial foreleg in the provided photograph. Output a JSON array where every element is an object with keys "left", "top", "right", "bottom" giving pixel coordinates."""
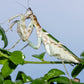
[
  {"left": 8, "top": 14, "right": 22, "bottom": 22},
  {"left": 8, "top": 20, "right": 19, "bottom": 31},
  {"left": 7, "top": 38, "right": 21, "bottom": 50},
  {"left": 7, "top": 20, "right": 34, "bottom": 50},
  {"left": 7, "top": 14, "right": 22, "bottom": 32},
  {"left": 7, "top": 8, "right": 34, "bottom": 50}
]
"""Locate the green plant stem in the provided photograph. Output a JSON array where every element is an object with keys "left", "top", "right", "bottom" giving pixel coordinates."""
[
  {"left": 0, "top": 51, "right": 78, "bottom": 65},
  {"left": 24, "top": 61, "right": 77, "bottom": 64},
  {"left": 0, "top": 51, "right": 9, "bottom": 58}
]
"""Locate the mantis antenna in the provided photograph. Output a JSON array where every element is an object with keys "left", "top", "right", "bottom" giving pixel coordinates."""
[
  {"left": 27, "top": 0, "right": 30, "bottom": 8},
  {"left": 16, "top": 0, "right": 30, "bottom": 9},
  {"left": 16, "top": 1, "right": 27, "bottom": 10},
  {"left": 0, "top": 20, "right": 8, "bottom": 25},
  {"left": 0, "top": 0, "right": 30, "bottom": 26},
  {"left": 6, "top": 1, "right": 29, "bottom": 32},
  {"left": 0, "top": 1, "right": 28, "bottom": 32}
]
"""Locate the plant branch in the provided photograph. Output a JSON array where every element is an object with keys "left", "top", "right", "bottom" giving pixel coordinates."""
[
  {"left": 0, "top": 51, "right": 79, "bottom": 65},
  {"left": 24, "top": 61, "right": 78, "bottom": 65},
  {"left": 0, "top": 51, "right": 9, "bottom": 58}
]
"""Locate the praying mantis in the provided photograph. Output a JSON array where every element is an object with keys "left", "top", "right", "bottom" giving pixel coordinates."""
[{"left": 8, "top": 8, "right": 81, "bottom": 64}]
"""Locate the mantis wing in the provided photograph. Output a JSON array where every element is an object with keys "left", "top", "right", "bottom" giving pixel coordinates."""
[{"left": 42, "top": 29, "right": 81, "bottom": 63}]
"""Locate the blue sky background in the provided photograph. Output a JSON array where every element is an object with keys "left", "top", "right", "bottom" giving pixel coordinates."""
[{"left": 0, "top": 0, "right": 84, "bottom": 83}]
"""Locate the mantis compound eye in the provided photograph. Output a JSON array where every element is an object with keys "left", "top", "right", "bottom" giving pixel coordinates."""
[{"left": 27, "top": 7, "right": 32, "bottom": 11}]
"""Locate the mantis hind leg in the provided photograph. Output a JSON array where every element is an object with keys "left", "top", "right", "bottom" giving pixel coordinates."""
[{"left": 58, "top": 55, "right": 72, "bottom": 84}]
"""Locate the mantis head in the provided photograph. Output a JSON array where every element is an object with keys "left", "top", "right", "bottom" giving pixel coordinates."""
[{"left": 25, "top": 8, "right": 33, "bottom": 18}]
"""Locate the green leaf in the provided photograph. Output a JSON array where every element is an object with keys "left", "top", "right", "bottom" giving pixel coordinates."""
[
  {"left": 16, "top": 71, "right": 23, "bottom": 81},
  {"left": 80, "top": 58, "right": 84, "bottom": 64},
  {"left": 9, "top": 51, "right": 25, "bottom": 65},
  {"left": 0, "top": 49, "right": 10, "bottom": 64},
  {"left": 3, "top": 80, "right": 14, "bottom": 84},
  {"left": 49, "top": 76, "right": 69, "bottom": 84},
  {"left": 71, "top": 64, "right": 84, "bottom": 78},
  {"left": 31, "top": 77, "right": 48, "bottom": 84},
  {"left": 4, "top": 75, "right": 11, "bottom": 80},
  {"left": 22, "top": 73, "right": 32, "bottom": 83},
  {"left": 44, "top": 69, "right": 65, "bottom": 80},
  {"left": 0, "top": 72, "right": 4, "bottom": 84},
  {"left": 1, "top": 61, "right": 17, "bottom": 78},
  {"left": 15, "top": 80, "right": 23, "bottom": 84},
  {"left": 0, "top": 72, "right": 11, "bottom": 84},
  {"left": 48, "top": 76, "right": 83, "bottom": 84},
  {"left": 81, "top": 51, "right": 84, "bottom": 57},
  {"left": 0, "top": 57, "right": 8, "bottom": 64},
  {"left": 0, "top": 48, "right": 11, "bottom": 56},
  {"left": 0, "top": 26, "right": 8, "bottom": 48},
  {"left": 16, "top": 71, "right": 32, "bottom": 83},
  {"left": 32, "top": 52, "right": 45, "bottom": 61},
  {"left": 42, "top": 29, "right": 59, "bottom": 43}
]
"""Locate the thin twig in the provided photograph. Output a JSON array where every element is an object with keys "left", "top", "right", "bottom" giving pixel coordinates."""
[
  {"left": 0, "top": 51, "right": 9, "bottom": 58},
  {"left": 24, "top": 61, "right": 78, "bottom": 64}
]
